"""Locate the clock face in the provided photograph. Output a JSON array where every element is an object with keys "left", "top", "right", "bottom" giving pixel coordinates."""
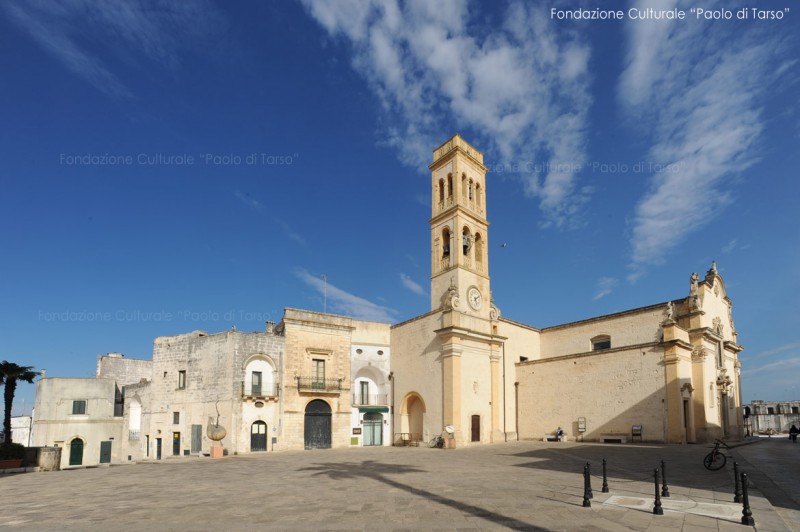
[{"left": 467, "top": 287, "right": 482, "bottom": 310}]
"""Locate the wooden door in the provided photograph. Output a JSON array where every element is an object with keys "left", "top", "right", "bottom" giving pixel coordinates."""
[
  {"left": 304, "top": 400, "right": 332, "bottom": 449},
  {"left": 99, "top": 441, "right": 112, "bottom": 463},
  {"left": 471, "top": 415, "right": 480, "bottom": 442}
]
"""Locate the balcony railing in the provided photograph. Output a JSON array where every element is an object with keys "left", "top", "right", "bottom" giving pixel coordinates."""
[
  {"left": 296, "top": 377, "right": 342, "bottom": 393},
  {"left": 241, "top": 382, "right": 279, "bottom": 398},
  {"left": 129, "top": 430, "right": 140, "bottom": 441},
  {"left": 351, "top": 394, "right": 389, "bottom": 406}
]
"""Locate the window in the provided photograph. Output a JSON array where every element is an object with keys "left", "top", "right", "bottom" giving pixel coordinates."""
[
  {"left": 767, "top": 407, "right": 775, "bottom": 415},
  {"left": 252, "top": 371, "right": 262, "bottom": 395},
  {"left": 173, "top": 412, "right": 180, "bottom": 424},
  {"left": 178, "top": 370, "right": 186, "bottom": 389},
  {"left": 793, "top": 406, "right": 799, "bottom": 414},
  {"left": 591, "top": 335, "right": 611, "bottom": 351},
  {"left": 360, "top": 381, "right": 369, "bottom": 405},
  {"left": 72, "top": 400, "right": 87, "bottom": 415},
  {"left": 519, "top": 356, "right": 529, "bottom": 363},
  {"left": 312, "top": 359, "right": 325, "bottom": 388},
  {"left": 716, "top": 343, "right": 724, "bottom": 368}
]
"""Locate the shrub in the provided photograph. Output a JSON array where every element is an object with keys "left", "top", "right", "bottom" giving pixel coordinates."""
[{"left": 0, "top": 443, "right": 26, "bottom": 460}]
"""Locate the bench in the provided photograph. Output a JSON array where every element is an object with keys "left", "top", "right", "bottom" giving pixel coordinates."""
[
  {"left": 599, "top": 434, "right": 627, "bottom": 443},
  {"left": 543, "top": 433, "right": 566, "bottom": 442}
]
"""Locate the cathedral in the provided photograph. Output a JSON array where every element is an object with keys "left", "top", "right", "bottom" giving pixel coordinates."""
[{"left": 32, "top": 135, "right": 744, "bottom": 467}]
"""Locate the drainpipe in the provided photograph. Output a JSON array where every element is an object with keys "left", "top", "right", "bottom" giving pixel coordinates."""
[
  {"left": 514, "top": 381, "right": 519, "bottom": 441},
  {"left": 502, "top": 342, "right": 507, "bottom": 442},
  {"left": 389, "top": 371, "right": 394, "bottom": 445}
]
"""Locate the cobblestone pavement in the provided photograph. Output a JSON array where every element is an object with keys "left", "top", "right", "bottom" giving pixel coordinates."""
[{"left": 1, "top": 439, "right": 797, "bottom": 531}]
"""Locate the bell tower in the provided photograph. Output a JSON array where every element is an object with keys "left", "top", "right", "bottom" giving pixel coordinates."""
[{"left": 429, "top": 134, "right": 491, "bottom": 319}]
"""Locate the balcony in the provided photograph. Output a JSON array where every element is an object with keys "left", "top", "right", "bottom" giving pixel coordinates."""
[
  {"left": 241, "top": 382, "right": 279, "bottom": 399},
  {"left": 351, "top": 394, "right": 389, "bottom": 406},
  {"left": 296, "top": 377, "right": 342, "bottom": 393}
]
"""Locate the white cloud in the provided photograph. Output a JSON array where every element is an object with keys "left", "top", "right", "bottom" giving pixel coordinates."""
[
  {"left": 300, "top": 0, "right": 592, "bottom": 228},
  {"left": 234, "top": 190, "right": 263, "bottom": 211},
  {"left": 721, "top": 239, "right": 738, "bottom": 255},
  {"left": 593, "top": 277, "right": 618, "bottom": 301},
  {"left": 400, "top": 273, "right": 426, "bottom": 297},
  {"left": 2, "top": 0, "right": 222, "bottom": 98},
  {"left": 620, "top": 1, "right": 785, "bottom": 280},
  {"left": 742, "top": 356, "right": 800, "bottom": 377},
  {"left": 751, "top": 341, "right": 800, "bottom": 359},
  {"left": 295, "top": 270, "right": 397, "bottom": 322},
  {"left": 274, "top": 219, "right": 307, "bottom": 247}
]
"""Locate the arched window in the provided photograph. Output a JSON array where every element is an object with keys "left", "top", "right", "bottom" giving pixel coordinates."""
[
  {"left": 438, "top": 178, "right": 445, "bottom": 204},
  {"left": 447, "top": 174, "right": 453, "bottom": 198},
  {"left": 461, "top": 174, "right": 468, "bottom": 200},
  {"left": 475, "top": 183, "right": 482, "bottom": 209},
  {"left": 244, "top": 356, "right": 277, "bottom": 397},
  {"left": 441, "top": 227, "right": 450, "bottom": 257},
  {"left": 468, "top": 179, "right": 474, "bottom": 200},
  {"left": 591, "top": 335, "right": 611, "bottom": 351},
  {"left": 462, "top": 227, "right": 471, "bottom": 257}
]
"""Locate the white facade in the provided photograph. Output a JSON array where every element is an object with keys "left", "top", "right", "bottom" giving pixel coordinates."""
[{"left": 32, "top": 378, "right": 123, "bottom": 468}]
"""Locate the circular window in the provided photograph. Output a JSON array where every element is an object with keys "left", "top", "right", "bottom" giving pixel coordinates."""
[
  {"left": 356, "top": 349, "right": 363, "bottom": 354},
  {"left": 377, "top": 350, "right": 384, "bottom": 355},
  {"left": 254, "top": 401, "right": 264, "bottom": 408}
]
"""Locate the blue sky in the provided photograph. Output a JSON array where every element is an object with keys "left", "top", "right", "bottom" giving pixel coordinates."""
[{"left": 1, "top": 1, "right": 798, "bottom": 414}]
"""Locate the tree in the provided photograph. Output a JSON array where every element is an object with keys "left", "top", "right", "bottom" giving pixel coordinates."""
[{"left": 0, "top": 361, "right": 37, "bottom": 446}]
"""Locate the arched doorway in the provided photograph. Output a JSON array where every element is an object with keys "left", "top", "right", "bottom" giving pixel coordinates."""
[
  {"left": 251, "top": 421, "right": 267, "bottom": 452},
  {"left": 363, "top": 413, "right": 383, "bottom": 446},
  {"left": 69, "top": 437, "right": 84, "bottom": 466},
  {"left": 400, "top": 393, "right": 426, "bottom": 444},
  {"left": 304, "top": 400, "right": 332, "bottom": 449}
]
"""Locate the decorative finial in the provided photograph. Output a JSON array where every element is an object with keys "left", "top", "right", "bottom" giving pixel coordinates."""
[{"left": 711, "top": 260, "right": 717, "bottom": 272}]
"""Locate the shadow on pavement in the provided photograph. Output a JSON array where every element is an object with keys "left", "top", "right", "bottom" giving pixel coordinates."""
[{"left": 298, "top": 460, "right": 549, "bottom": 531}]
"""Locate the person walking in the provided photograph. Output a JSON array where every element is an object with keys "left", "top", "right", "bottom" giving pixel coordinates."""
[{"left": 790, "top": 424, "right": 798, "bottom": 443}]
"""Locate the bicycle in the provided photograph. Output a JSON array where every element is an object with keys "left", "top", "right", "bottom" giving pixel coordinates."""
[
  {"left": 703, "top": 439, "right": 730, "bottom": 470},
  {"left": 429, "top": 434, "right": 444, "bottom": 448}
]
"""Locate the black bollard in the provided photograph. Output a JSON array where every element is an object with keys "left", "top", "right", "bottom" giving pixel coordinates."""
[
  {"left": 653, "top": 468, "right": 664, "bottom": 515},
  {"left": 602, "top": 458, "right": 609, "bottom": 493},
  {"left": 586, "top": 462, "right": 593, "bottom": 499},
  {"left": 660, "top": 459, "right": 670, "bottom": 498},
  {"left": 582, "top": 464, "right": 592, "bottom": 507},
  {"left": 733, "top": 462, "right": 742, "bottom": 503},
  {"left": 740, "top": 473, "right": 755, "bottom": 526}
]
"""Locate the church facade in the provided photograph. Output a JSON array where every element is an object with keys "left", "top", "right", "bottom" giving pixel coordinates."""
[
  {"left": 32, "top": 134, "right": 744, "bottom": 466},
  {"left": 391, "top": 134, "right": 743, "bottom": 446}
]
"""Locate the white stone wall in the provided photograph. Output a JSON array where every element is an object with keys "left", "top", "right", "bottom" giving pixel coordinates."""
[
  {"left": 131, "top": 329, "right": 283, "bottom": 458},
  {"left": 96, "top": 354, "right": 153, "bottom": 386},
  {"left": 32, "top": 378, "right": 123, "bottom": 468},
  {"left": 350, "top": 319, "right": 392, "bottom": 446}
]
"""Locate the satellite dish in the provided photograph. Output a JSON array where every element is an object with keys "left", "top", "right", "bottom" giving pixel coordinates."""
[{"left": 444, "top": 425, "right": 455, "bottom": 434}]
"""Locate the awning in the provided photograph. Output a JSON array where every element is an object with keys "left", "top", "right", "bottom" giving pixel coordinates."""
[{"left": 358, "top": 406, "right": 389, "bottom": 413}]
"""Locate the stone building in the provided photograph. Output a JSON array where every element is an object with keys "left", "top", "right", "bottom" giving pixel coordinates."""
[
  {"left": 744, "top": 400, "right": 800, "bottom": 435},
  {"left": 33, "top": 134, "right": 746, "bottom": 460},
  {"left": 120, "top": 327, "right": 283, "bottom": 460},
  {"left": 391, "top": 134, "right": 744, "bottom": 447}
]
